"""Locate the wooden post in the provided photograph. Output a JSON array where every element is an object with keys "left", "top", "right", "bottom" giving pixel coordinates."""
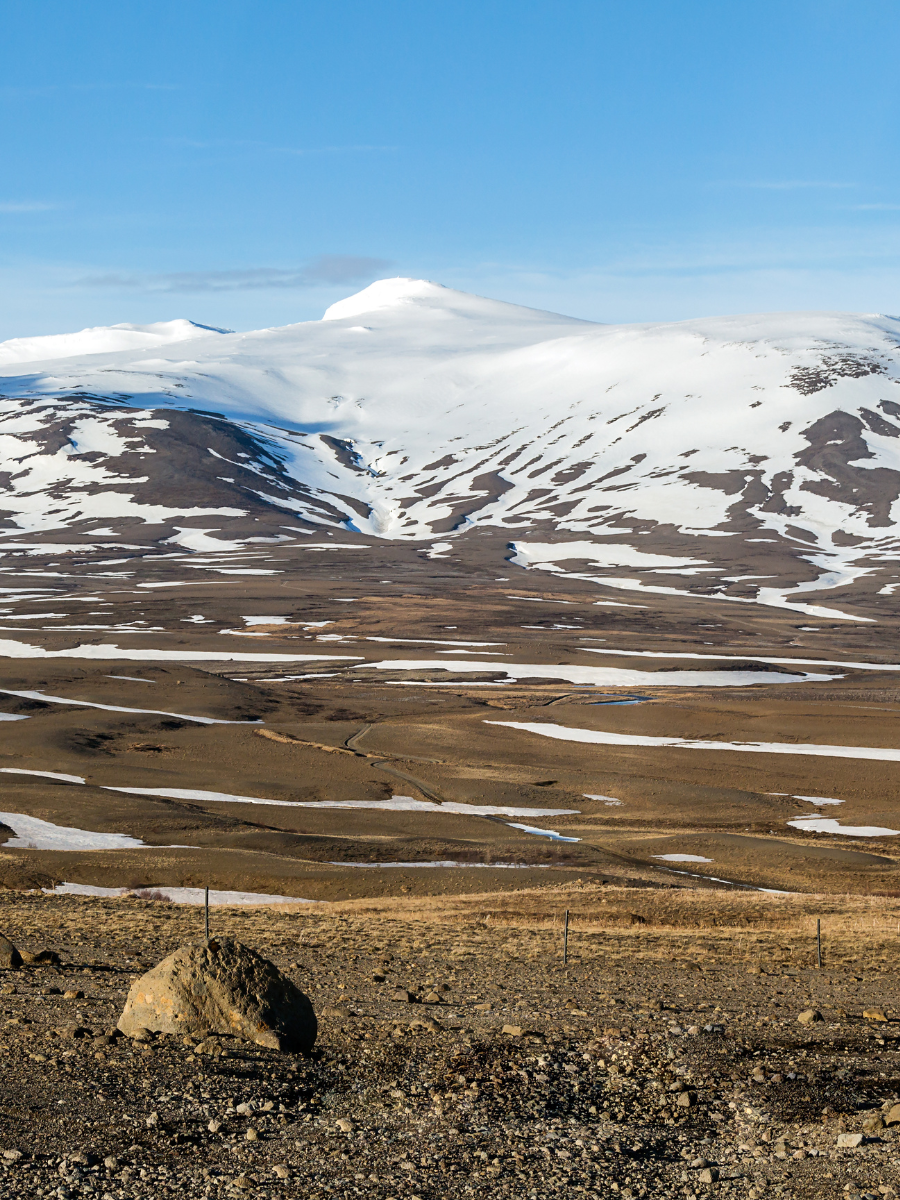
[
  {"left": 816, "top": 918, "right": 822, "bottom": 969},
  {"left": 204, "top": 887, "right": 210, "bottom": 940},
  {"left": 563, "top": 909, "right": 569, "bottom": 965}
]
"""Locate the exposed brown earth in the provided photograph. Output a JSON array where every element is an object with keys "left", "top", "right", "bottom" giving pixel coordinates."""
[
  {"left": 0, "top": 886, "right": 898, "bottom": 1198},
  {"left": 0, "top": 537, "right": 898, "bottom": 900},
  {"left": 0, "top": 533, "right": 897, "bottom": 1196}
]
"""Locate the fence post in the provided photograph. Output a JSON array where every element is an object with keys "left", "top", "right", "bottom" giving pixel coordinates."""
[
  {"left": 816, "top": 918, "right": 822, "bottom": 969},
  {"left": 205, "top": 887, "right": 210, "bottom": 940},
  {"left": 563, "top": 909, "right": 569, "bottom": 965}
]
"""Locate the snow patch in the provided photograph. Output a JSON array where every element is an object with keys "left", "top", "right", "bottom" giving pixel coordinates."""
[
  {"left": 44, "top": 882, "right": 311, "bottom": 905},
  {"left": 0, "top": 637, "right": 361, "bottom": 663},
  {"left": 0, "top": 768, "right": 86, "bottom": 784},
  {"left": 788, "top": 816, "right": 900, "bottom": 837},
  {"left": 793, "top": 795, "right": 844, "bottom": 806},
  {"left": 506, "top": 823, "right": 580, "bottom": 843},
  {"left": 0, "top": 812, "right": 145, "bottom": 850},
  {"left": 103, "top": 786, "right": 578, "bottom": 818},
  {"left": 361, "top": 658, "right": 833, "bottom": 687},
  {"left": 488, "top": 720, "right": 900, "bottom": 763},
  {"left": 0, "top": 687, "right": 260, "bottom": 725},
  {"left": 652, "top": 853, "right": 713, "bottom": 863}
]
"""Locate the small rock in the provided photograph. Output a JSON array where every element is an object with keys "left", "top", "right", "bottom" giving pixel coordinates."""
[
  {"left": 699, "top": 1167, "right": 719, "bottom": 1183},
  {"left": 128, "top": 1026, "right": 152, "bottom": 1042},
  {"left": 422, "top": 991, "right": 441, "bottom": 1004},
  {"left": 146, "top": 1113, "right": 159, "bottom": 1128},
  {"left": 502, "top": 1025, "right": 524, "bottom": 1036},
  {"left": 59, "top": 1025, "right": 90, "bottom": 1040},
  {"left": 336, "top": 1118, "right": 354, "bottom": 1132},
  {"left": 836, "top": 1132, "right": 864, "bottom": 1148},
  {"left": 689, "top": 1157, "right": 708, "bottom": 1169},
  {"left": 862, "top": 1112, "right": 884, "bottom": 1133},
  {"left": 20, "top": 949, "right": 60, "bottom": 965},
  {"left": 273, "top": 1164, "right": 290, "bottom": 1179},
  {"left": 323, "top": 1004, "right": 350, "bottom": 1020},
  {"left": 797, "top": 1009, "right": 823, "bottom": 1025},
  {"left": 474, "top": 1002, "right": 492, "bottom": 1012},
  {"left": 0, "top": 935, "right": 21, "bottom": 970},
  {"left": 884, "top": 1103, "right": 900, "bottom": 1126},
  {"left": 676, "top": 1091, "right": 695, "bottom": 1108},
  {"left": 64, "top": 990, "right": 85, "bottom": 1001},
  {"left": 863, "top": 1009, "right": 888, "bottom": 1022},
  {"left": 235, "top": 1102, "right": 255, "bottom": 1115},
  {"left": 231, "top": 1177, "right": 251, "bottom": 1190},
  {"left": 2, "top": 1150, "right": 22, "bottom": 1162},
  {"left": 245, "top": 1127, "right": 258, "bottom": 1142},
  {"left": 372, "top": 972, "right": 386, "bottom": 983},
  {"left": 391, "top": 989, "right": 414, "bottom": 1003},
  {"left": 103, "top": 1156, "right": 119, "bottom": 1170},
  {"left": 409, "top": 1017, "right": 441, "bottom": 1032}
]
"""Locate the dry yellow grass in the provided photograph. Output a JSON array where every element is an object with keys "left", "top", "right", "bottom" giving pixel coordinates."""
[
  {"left": 305, "top": 882, "right": 900, "bottom": 971},
  {"left": 6, "top": 881, "right": 900, "bottom": 975}
]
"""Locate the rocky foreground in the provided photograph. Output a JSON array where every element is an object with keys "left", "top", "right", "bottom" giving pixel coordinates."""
[{"left": 0, "top": 887, "right": 898, "bottom": 1200}]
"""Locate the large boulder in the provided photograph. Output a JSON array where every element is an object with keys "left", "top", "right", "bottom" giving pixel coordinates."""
[
  {"left": 0, "top": 934, "right": 21, "bottom": 969},
  {"left": 117, "top": 938, "right": 316, "bottom": 1052}
]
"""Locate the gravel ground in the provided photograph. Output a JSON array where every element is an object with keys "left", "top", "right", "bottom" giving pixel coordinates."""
[{"left": 0, "top": 890, "right": 898, "bottom": 1199}]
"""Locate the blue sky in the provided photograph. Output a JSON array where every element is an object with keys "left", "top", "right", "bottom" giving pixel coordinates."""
[{"left": 2, "top": 0, "right": 899, "bottom": 337}]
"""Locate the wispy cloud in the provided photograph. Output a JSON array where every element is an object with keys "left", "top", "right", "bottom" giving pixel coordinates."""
[
  {"left": 0, "top": 201, "right": 58, "bottom": 213},
  {"left": 849, "top": 202, "right": 900, "bottom": 211},
  {"left": 273, "top": 144, "right": 398, "bottom": 156},
  {"left": 1, "top": 82, "right": 178, "bottom": 98},
  {"left": 76, "top": 255, "right": 392, "bottom": 292},
  {"left": 711, "top": 180, "right": 856, "bottom": 190},
  {"left": 162, "top": 137, "right": 397, "bottom": 155},
  {"left": 69, "top": 83, "right": 179, "bottom": 92}
]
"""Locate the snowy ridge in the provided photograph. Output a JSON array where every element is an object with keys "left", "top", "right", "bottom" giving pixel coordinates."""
[
  {"left": 2, "top": 279, "right": 900, "bottom": 613},
  {"left": 0, "top": 319, "right": 231, "bottom": 367}
]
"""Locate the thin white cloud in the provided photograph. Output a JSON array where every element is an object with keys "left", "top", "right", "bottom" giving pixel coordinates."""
[
  {"left": 272, "top": 144, "right": 398, "bottom": 156},
  {"left": 1, "top": 83, "right": 177, "bottom": 98},
  {"left": 711, "top": 180, "right": 856, "bottom": 190},
  {"left": 162, "top": 137, "right": 396, "bottom": 155},
  {"left": 70, "top": 83, "right": 179, "bottom": 92},
  {"left": 75, "top": 255, "right": 392, "bottom": 293},
  {"left": 0, "top": 201, "right": 58, "bottom": 213}
]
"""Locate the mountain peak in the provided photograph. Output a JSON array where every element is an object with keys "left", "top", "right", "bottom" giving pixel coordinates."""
[{"left": 321, "top": 277, "right": 450, "bottom": 321}]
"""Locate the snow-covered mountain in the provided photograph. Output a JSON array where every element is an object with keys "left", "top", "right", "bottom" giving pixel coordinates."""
[
  {"left": 2, "top": 277, "right": 900, "bottom": 619},
  {"left": 0, "top": 319, "right": 231, "bottom": 367}
]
